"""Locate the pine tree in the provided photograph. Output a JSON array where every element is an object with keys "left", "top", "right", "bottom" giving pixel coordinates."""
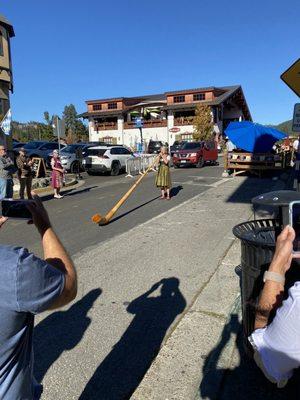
[{"left": 193, "top": 104, "right": 214, "bottom": 141}]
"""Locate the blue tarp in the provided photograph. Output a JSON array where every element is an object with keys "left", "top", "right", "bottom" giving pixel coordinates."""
[{"left": 225, "top": 121, "right": 287, "bottom": 153}]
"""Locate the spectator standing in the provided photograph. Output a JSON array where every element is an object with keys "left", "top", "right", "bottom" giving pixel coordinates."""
[
  {"left": 16, "top": 147, "right": 33, "bottom": 199},
  {"left": 0, "top": 144, "right": 16, "bottom": 199},
  {"left": 0, "top": 193, "right": 77, "bottom": 399},
  {"left": 51, "top": 150, "right": 64, "bottom": 199}
]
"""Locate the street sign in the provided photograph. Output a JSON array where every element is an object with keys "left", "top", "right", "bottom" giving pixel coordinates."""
[
  {"left": 134, "top": 117, "right": 143, "bottom": 128},
  {"left": 280, "top": 58, "right": 300, "bottom": 97},
  {"left": 169, "top": 127, "right": 180, "bottom": 133},
  {"left": 292, "top": 103, "right": 300, "bottom": 132},
  {"left": 52, "top": 116, "right": 66, "bottom": 138}
]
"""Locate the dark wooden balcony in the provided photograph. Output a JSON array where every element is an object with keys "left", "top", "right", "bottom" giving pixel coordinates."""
[
  {"left": 174, "top": 117, "right": 195, "bottom": 126},
  {"left": 94, "top": 122, "right": 117, "bottom": 131},
  {"left": 124, "top": 119, "right": 167, "bottom": 129}
]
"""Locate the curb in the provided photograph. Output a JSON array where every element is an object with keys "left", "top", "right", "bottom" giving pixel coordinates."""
[{"left": 12, "top": 178, "right": 85, "bottom": 199}]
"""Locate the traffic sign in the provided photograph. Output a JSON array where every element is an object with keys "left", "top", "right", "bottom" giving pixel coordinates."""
[
  {"left": 280, "top": 58, "right": 300, "bottom": 97},
  {"left": 292, "top": 103, "right": 300, "bottom": 132},
  {"left": 52, "top": 116, "right": 66, "bottom": 138},
  {"left": 134, "top": 117, "right": 143, "bottom": 128}
]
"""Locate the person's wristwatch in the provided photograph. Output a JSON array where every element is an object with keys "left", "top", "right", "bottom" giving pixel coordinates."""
[{"left": 263, "top": 271, "right": 285, "bottom": 286}]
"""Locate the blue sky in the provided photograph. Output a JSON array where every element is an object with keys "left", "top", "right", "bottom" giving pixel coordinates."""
[{"left": 1, "top": 0, "right": 299, "bottom": 124}]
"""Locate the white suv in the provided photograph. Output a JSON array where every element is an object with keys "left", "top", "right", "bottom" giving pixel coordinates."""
[{"left": 83, "top": 146, "right": 134, "bottom": 176}]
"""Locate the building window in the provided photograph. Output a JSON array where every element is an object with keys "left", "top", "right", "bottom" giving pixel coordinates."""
[
  {"left": 193, "top": 93, "right": 205, "bottom": 101},
  {"left": 0, "top": 33, "right": 3, "bottom": 57},
  {"left": 108, "top": 102, "right": 118, "bottom": 109},
  {"left": 173, "top": 95, "right": 185, "bottom": 103},
  {"left": 93, "top": 104, "right": 102, "bottom": 111}
]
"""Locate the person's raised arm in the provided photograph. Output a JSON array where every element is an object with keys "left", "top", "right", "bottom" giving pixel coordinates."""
[
  {"left": 254, "top": 226, "right": 295, "bottom": 330},
  {"left": 27, "top": 193, "right": 77, "bottom": 309}
]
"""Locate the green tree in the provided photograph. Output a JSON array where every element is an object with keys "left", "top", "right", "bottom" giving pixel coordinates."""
[
  {"left": 193, "top": 104, "right": 214, "bottom": 141},
  {"left": 63, "top": 104, "right": 77, "bottom": 132},
  {"left": 44, "top": 111, "right": 51, "bottom": 125}
]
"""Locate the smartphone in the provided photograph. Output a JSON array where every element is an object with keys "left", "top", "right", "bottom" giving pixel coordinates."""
[
  {"left": 2, "top": 199, "right": 33, "bottom": 219},
  {"left": 289, "top": 201, "right": 300, "bottom": 253}
]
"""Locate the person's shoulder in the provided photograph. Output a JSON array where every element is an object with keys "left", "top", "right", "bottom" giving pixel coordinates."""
[{"left": 0, "top": 245, "right": 26, "bottom": 267}]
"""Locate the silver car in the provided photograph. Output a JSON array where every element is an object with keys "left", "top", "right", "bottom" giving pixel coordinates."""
[{"left": 59, "top": 144, "right": 88, "bottom": 173}]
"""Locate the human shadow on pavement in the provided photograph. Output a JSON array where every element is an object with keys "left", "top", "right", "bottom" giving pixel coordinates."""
[
  {"left": 79, "top": 277, "right": 186, "bottom": 400},
  {"left": 34, "top": 288, "right": 102, "bottom": 383},
  {"left": 199, "top": 313, "right": 300, "bottom": 400}
]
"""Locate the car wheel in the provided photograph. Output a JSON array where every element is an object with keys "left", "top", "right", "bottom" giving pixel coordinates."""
[
  {"left": 87, "top": 171, "right": 94, "bottom": 176},
  {"left": 111, "top": 162, "right": 120, "bottom": 176},
  {"left": 196, "top": 157, "right": 205, "bottom": 168},
  {"left": 70, "top": 161, "right": 79, "bottom": 174}
]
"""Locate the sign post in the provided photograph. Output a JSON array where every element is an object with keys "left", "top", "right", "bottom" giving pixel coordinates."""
[
  {"left": 292, "top": 103, "right": 300, "bottom": 132},
  {"left": 52, "top": 116, "right": 66, "bottom": 153},
  {"left": 135, "top": 117, "right": 143, "bottom": 152}
]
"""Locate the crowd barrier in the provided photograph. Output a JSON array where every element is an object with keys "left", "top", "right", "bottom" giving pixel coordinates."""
[{"left": 126, "top": 154, "right": 157, "bottom": 177}]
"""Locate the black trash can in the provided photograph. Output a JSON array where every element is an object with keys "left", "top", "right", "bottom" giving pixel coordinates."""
[{"left": 233, "top": 219, "right": 277, "bottom": 356}]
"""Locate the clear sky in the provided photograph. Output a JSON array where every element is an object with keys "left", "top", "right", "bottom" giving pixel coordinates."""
[{"left": 1, "top": 0, "right": 299, "bottom": 124}]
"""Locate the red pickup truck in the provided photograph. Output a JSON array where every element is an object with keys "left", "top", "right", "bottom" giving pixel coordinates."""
[{"left": 172, "top": 141, "right": 218, "bottom": 168}]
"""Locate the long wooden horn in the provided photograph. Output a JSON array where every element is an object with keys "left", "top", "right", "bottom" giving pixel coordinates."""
[{"left": 92, "top": 156, "right": 159, "bottom": 226}]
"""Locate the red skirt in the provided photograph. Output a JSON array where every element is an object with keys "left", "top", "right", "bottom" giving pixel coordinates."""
[{"left": 51, "top": 170, "right": 63, "bottom": 189}]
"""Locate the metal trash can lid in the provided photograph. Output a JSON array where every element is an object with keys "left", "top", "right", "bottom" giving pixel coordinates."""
[
  {"left": 233, "top": 219, "right": 277, "bottom": 246},
  {"left": 252, "top": 191, "right": 300, "bottom": 207}
]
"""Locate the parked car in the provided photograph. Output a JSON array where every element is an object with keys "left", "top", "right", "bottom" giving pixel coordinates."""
[
  {"left": 23, "top": 141, "right": 66, "bottom": 166},
  {"left": 13, "top": 141, "right": 25, "bottom": 154},
  {"left": 172, "top": 141, "right": 218, "bottom": 168},
  {"left": 83, "top": 146, "right": 133, "bottom": 176},
  {"left": 48, "top": 143, "right": 88, "bottom": 173},
  {"left": 170, "top": 140, "right": 187, "bottom": 157},
  {"left": 148, "top": 140, "right": 163, "bottom": 154}
]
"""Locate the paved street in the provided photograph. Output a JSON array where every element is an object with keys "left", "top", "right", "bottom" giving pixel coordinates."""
[
  {"left": 1, "top": 162, "right": 225, "bottom": 257},
  {"left": 3, "top": 160, "right": 281, "bottom": 400}
]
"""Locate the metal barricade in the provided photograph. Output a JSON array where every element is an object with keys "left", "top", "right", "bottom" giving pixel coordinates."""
[
  {"left": 125, "top": 157, "right": 142, "bottom": 177},
  {"left": 126, "top": 155, "right": 157, "bottom": 177}
]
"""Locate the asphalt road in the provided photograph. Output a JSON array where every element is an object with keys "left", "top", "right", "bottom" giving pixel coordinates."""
[{"left": 0, "top": 161, "right": 225, "bottom": 257}]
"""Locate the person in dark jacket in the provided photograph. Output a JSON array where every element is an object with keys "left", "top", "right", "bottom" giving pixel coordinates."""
[
  {"left": 0, "top": 144, "right": 16, "bottom": 199},
  {"left": 16, "top": 148, "right": 33, "bottom": 199}
]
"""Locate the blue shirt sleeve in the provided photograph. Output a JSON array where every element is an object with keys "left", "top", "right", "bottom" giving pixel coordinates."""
[{"left": 16, "top": 248, "right": 65, "bottom": 314}]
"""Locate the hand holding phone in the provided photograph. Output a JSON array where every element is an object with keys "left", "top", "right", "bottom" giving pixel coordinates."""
[
  {"left": 2, "top": 199, "right": 34, "bottom": 219},
  {"left": 289, "top": 201, "right": 300, "bottom": 254}
]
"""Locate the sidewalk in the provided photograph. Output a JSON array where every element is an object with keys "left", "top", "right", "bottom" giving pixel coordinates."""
[
  {"left": 131, "top": 174, "right": 293, "bottom": 400},
  {"left": 35, "top": 173, "right": 288, "bottom": 399}
]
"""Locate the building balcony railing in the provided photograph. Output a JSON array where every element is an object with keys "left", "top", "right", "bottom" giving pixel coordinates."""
[
  {"left": 124, "top": 119, "right": 167, "bottom": 129},
  {"left": 174, "top": 117, "right": 195, "bottom": 126},
  {"left": 94, "top": 122, "right": 117, "bottom": 131}
]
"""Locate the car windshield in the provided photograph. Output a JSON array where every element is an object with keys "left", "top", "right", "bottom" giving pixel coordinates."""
[
  {"left": 181, "top": 142, "right": 201, "bottom": 150},
  {"left": 61, "top": 145, "right": 81, "bottom": 154},
  {"left": 24, "top": 142, "right": 44, "bottom": 149},
  {"left": 150, "top": 142, "right": 162, "bottom": 147},
  {"left": 87, "top": 148, "right": 106, "bottom": 156}
]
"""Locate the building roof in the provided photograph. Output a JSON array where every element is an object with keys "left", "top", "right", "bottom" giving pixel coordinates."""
[
  {"left": 0, "top": 14, "right": 15, "bottom": 37},
  {"left": 82, "top": 85, "right": 252, "bottom": 121}
]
